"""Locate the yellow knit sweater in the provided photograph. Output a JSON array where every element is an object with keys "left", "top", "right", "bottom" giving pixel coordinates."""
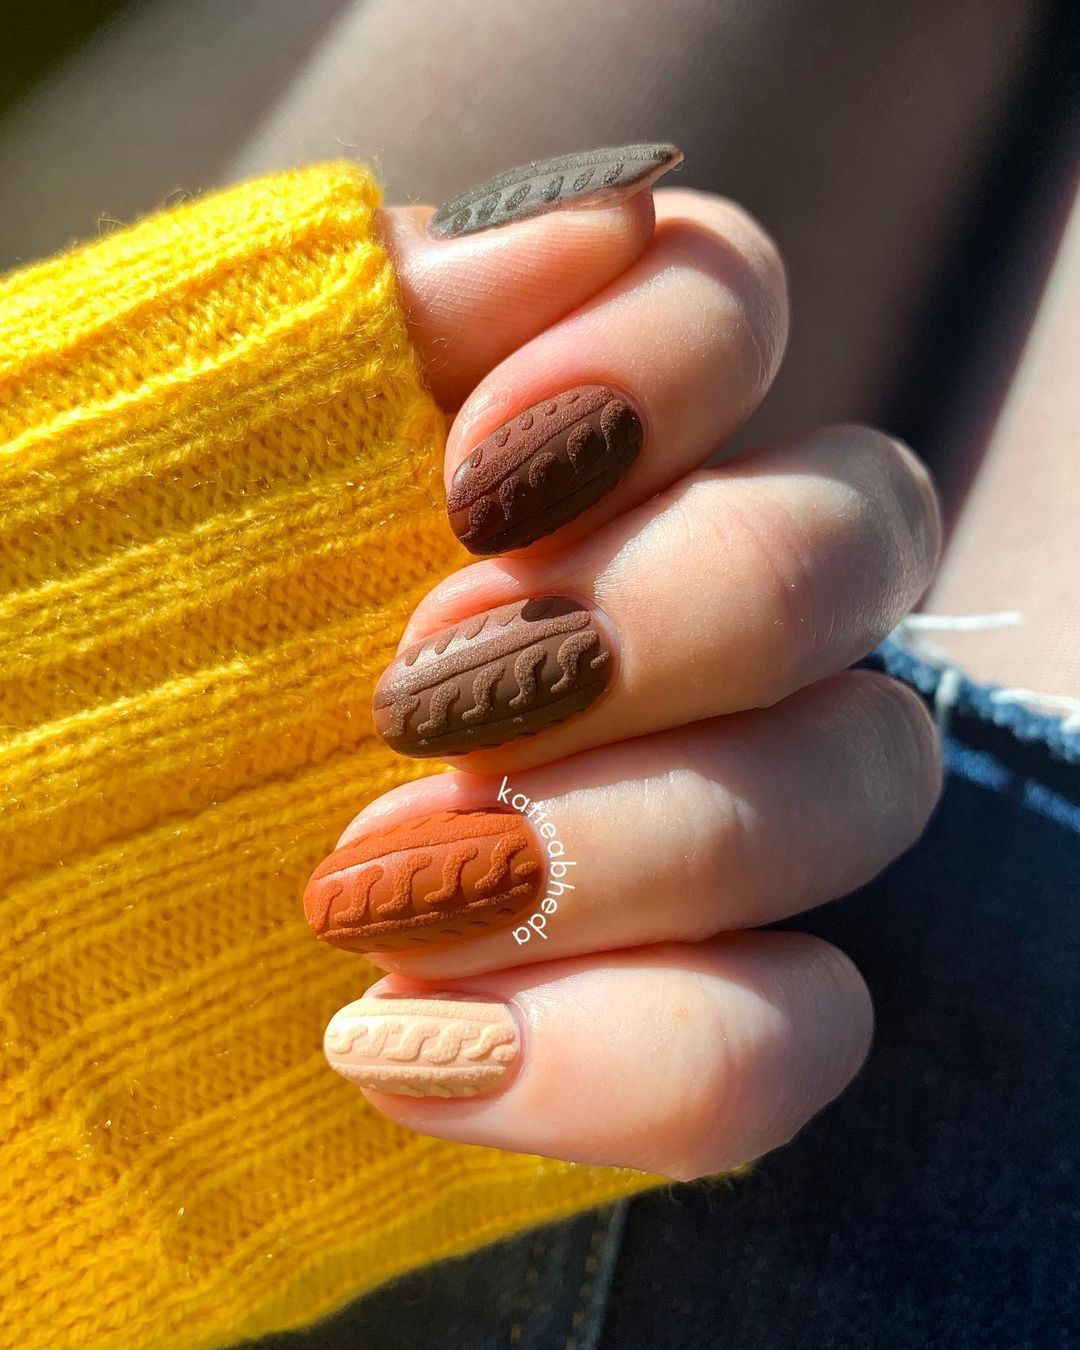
[{"left": 0, "top": 163, "right": 656, "bottom": 1349}]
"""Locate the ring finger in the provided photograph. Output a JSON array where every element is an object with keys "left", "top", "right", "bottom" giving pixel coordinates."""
[{"left": 306, "top": 670, "right": 940, "bottom": 976}]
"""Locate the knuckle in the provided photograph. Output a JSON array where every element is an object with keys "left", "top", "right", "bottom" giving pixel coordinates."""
[
  {"left": 660, "top": 470, "right": 730, "bottom": 558},
  {"left": 663, "top": 1009, "right": 742, "bottom": 1177},
  {"left": 653, "top": 192, "right": 790, "bottom": 393},
  {"left": 643, "top": 472, "right": 731, "bottom": 599},
  {"left": 716, "top": 482, "right": 826, "bottom": 697},
  {"left": 799, "top": 935, "right": 876, "bottom": 1083},
  {"left": 654, "top": 470, "right": 816, "bottom": 698},
  {"left": 717, "top": 197, "right": 790, "bottom": 344},
  {"left": 659, "top": 730, "right": 756, "bottom": 938},
  {"left": 657, "top": 189, "right": 788, "bottom": 285},
  {"left": 658, "top": 937, "right": 874, "bottom": 1182}
]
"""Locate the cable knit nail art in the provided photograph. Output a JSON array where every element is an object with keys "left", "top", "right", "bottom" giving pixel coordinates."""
[
  {"left": 428, "top": 143, "right": 683, "bottom": 238},
  {"left": 447, "top": 385, "right": 643, "bottom": 554},
  {"left": 324, "top": 996, "right": 520, "bottom": 1097},
  {"left": 373, "top": 597, "right": 613, "bottom": 757},
  {"left": 304, "top": 808, "right": 544, "bottom": 951}
]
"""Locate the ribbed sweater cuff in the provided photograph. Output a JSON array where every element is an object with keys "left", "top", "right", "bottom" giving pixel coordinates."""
[{"left": 0, "top": 164, "right": 658, "bottom": 1349}]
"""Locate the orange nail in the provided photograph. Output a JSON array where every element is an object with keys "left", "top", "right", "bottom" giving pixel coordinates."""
[{"left": 304, "top": 808, "right": 543, "bottom": 952}]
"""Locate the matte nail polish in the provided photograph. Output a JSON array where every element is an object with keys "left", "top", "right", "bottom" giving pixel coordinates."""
[
  {"left": 448, "top": 385, "right": 643, "bottom": 554},
  {"left": 373, "top": 596, "right": 613, "bottom": 757},
  {"left": 428, "top": 142, "right": 683, "bottom": 238},
  {"left": 304, "top": 808, "right": 544, "bottom": 952},
  {"left": 324, "top": 995, "right": 520, "bottom": 1097}
]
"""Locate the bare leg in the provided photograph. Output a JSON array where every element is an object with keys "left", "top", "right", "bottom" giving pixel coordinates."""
[
  {"left": 923, "top": 133, "right": 1080, "bottom": 697},
  {"left": 226, "top": 0, "right": 1046, "bottom": 444}
]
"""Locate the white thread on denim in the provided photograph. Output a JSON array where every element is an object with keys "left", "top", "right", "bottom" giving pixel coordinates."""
[
  {"left": 899, "top": 612, "right": 1024, "bottom": 633},
  {"left": 989, "top": 689, "right": 1080, "bottom": 734},
  {"left": 933, "top": 666, "right": 963, "bottom": 736},
  {"left": 890, "top": 611, "right": 1024, "bottom": 670},
  {"left": 891, "top": 612, "right": 1080, "bottom": 734}
]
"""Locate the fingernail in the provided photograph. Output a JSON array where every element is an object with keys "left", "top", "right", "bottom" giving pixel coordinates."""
[
  {"left": 448, "top": 385, "right": 643, "bottom": 554},
  {"left": 324, "top": 994, "right": 520, "bottom": 1097},
  {"left": 304, "top": 808, "right": 544, "bottom": 952},
  {"left": 428, "top": 142, "right": 683, "bottom": 239},
  {"left": 373, "top": 596, "right": 613, "bottom": 757}
]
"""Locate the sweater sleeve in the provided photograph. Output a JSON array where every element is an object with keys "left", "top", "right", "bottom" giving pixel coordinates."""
[{"left": 0, "top": 163, "right": 657, "bottom": 1349}]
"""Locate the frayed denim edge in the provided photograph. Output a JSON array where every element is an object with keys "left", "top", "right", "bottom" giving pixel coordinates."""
[{"left": 864, "top": 637, "right": 1080, "bottom": 766}]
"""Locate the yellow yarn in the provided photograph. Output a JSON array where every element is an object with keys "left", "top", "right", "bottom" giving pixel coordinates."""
[{"left": 0, "top": 163, "right": 657, "bottom": 1349}]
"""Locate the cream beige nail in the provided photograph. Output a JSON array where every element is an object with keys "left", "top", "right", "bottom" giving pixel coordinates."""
[{"left": 323, "top": 995, "right": 520, "bottom": 1098}]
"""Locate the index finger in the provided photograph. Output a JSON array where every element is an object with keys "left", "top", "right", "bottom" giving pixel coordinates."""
[{"left": 443, "top": 190, "right": 789, "bottom": 557}]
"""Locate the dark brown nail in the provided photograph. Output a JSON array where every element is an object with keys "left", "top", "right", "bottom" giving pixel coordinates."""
[
  {"left": 447, "top": 385, "right": 643, "bottom": 554},
  {"left": 428, "top": 142, "right": 683, "bottom": 239},
  {"left": 373, "top": 596, "right": 613, "bottom": 757},
  {"left": 305, "top": 808, "right": 544, "bottom": 952}
]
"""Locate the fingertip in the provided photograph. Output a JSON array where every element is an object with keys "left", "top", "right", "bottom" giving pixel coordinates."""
[{"left": 793, "top": 933, "right": 875, "bottom": 1095}]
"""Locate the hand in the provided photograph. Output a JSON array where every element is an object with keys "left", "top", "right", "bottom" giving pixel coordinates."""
[{"left": 305, "top": 157, "right": 942, "bottom": 1182}]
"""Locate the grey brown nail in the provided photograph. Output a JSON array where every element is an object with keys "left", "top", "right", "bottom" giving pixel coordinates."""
[
  {"left": 373, "top": 596, "right": 613, "bottom": 757},
  {"left": 428, "top": 142, "right": 683, "bottom": 239},
  {"left": 447, "top": 385, "right": 643, "bottom": 554}
]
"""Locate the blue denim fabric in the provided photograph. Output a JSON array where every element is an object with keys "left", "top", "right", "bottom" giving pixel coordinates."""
[{"left": 258, "top": 642, "right": 1079, "bottom": 1350}]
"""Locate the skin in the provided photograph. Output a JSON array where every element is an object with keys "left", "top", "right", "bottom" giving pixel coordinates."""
[
  {"left": 924, "top": 159, "right": 1080, "bottom": 698},
  {"left": 317, "top": 188, "right": 945, "bottom": 1181}
]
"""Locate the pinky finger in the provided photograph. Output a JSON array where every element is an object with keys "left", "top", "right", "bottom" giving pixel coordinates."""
[{"left": 322, "top": 932, "right": 873, "bottom": 1182}]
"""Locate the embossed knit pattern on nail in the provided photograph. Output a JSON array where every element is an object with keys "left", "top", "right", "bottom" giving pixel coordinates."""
[
  {"left": 325, "top": 997, "right": 519, "bottom": 1097},
  {"left": 304, "top": 809, "right": 544, "bottom": 951},
  {"left": 428, "top": 143, "right": 683, "bottom": 237},
  {"left": 448, "top": 385, "right": 643, "bottom": 553},
  {"left": 373, "top": 596, "right": 613, "bottom": 755}
]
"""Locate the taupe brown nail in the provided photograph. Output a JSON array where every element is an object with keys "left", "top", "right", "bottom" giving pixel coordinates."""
[
  {"left": 428, "top": 142, "right": 683, "bottom": 239},
  {"left": 447, "top": 385, "right": 643, "bottom": 554},
  {"left": 373, "top": 596, "right": 613, "bottom": 757}
]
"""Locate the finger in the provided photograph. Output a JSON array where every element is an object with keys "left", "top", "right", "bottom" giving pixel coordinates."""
[
  {"left": 443, "top": 189, "right": 789, "bottom": 555},
  {"left": 376, "top": 424, "right": 941, "bottom": 767},
  {"left": 305, "top": 672, "right": 940, "bottom": 974},
  {"left": 378, "top": 192, "right": 655, "bottom": 408},
  {"left": 322, "top": 933, "right": 873, "bottom": 1182}
]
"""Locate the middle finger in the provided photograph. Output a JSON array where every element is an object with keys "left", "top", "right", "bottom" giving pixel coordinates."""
[{"left": 443, "top": 188, "right": 788, "bottom": 557}]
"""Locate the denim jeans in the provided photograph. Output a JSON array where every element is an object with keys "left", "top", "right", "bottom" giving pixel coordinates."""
[{"left": 257, "top": 640, "right": 1080, "bottom": 1349}]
